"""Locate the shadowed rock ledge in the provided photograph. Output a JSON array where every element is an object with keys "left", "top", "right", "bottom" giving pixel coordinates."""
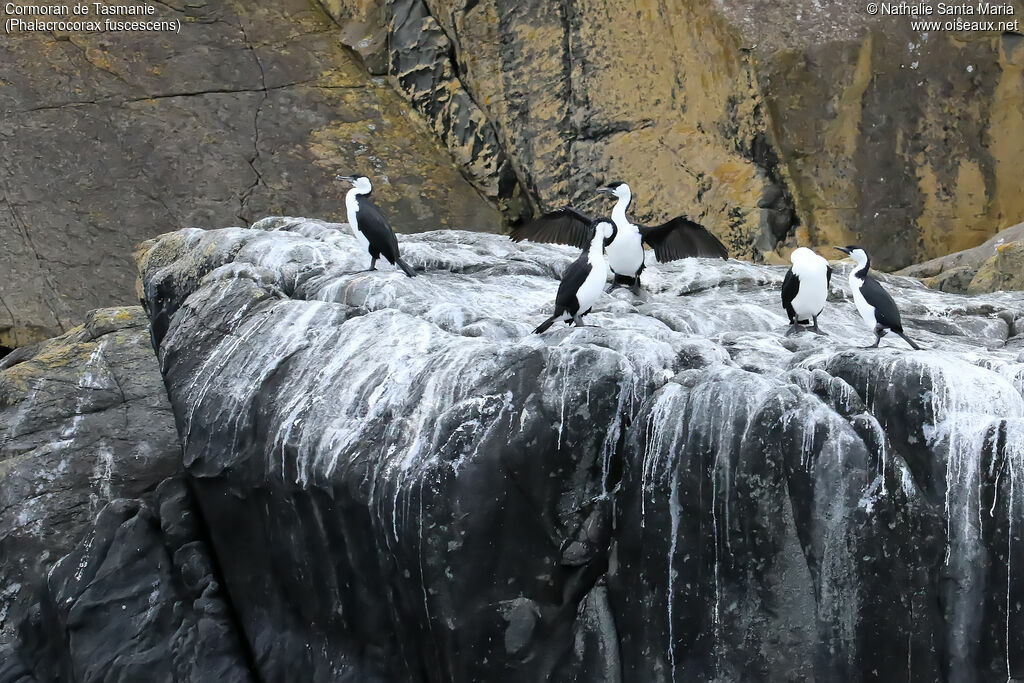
[{"left": 4, "top": 219, "right": 1024, "bottom": 680}]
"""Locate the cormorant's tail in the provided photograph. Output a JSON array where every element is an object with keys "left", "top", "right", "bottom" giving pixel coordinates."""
[
  {"left": 534, "top": 308, "right": 564, "bottom": 334},
  {"left": 396, "top": 258, "right": 417, "bottom": 278},
  {"left": 896, "top": 332, "right": 921, "bottom": 350}
]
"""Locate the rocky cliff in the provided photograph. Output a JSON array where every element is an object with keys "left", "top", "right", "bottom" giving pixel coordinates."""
[
  {"left": 5, "top": 220, "right": 1022, "bottom": 680},
  {"left": 0, "top": 0, "right": 499, "bottom": 351},
  {"left": 0, "top": 307, "right": 181, "bottom": 646},
  {"left": 5, "top": 0, "right": 1023, "bottom": 355},
  {"left": 321, "top": 0, "right": 1024, "bottom": 269}
]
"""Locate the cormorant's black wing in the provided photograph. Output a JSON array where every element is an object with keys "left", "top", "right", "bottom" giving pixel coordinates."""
[
  {"left": 862, "top": 276, "right": 903, "bottom": 332},
  {"left": 781, "top": 268, "right": 799, "bottom": 322},
  {"left": 554, "top": 252, "right": 593, "bottom": 311},
  {"left": 638, "top": 216, "right": 729, "bottom": 261},
  {"left": 511, "top": 208, "right": 593, "bottom": 249},
  {"left": 356, "top": 198, "right": 401, "bottom": 262}
]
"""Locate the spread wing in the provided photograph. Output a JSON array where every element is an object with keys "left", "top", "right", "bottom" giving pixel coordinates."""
[
  {"left": 781, "top": 268, "right": 799, "bottom": 315},
  {"left": 510, "top": 208, "right": 593, "bottom": 250},
  {"left": 638, "top": 216, "right": 729, "bottom": 261},
  {"left": 862, "top": 277, "right": 903, "bottom": 332}
]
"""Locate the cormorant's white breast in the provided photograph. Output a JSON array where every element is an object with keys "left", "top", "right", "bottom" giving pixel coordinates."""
[{"left": 534, "top": 220, "right": 615, "bottom": 333}]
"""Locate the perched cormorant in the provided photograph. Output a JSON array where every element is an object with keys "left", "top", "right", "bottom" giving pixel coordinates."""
[
  {"left": 511, "top": 182, "right": 727, "bottom": 293},
  {"left": 781, "top": 247, "right": 831, "bottom": 335},
  {"left": 534, "top": 221, "right": 616, "bottom": 334},
  {"left": 835, "top": 246, "right": 920, "bottom": 350},
  {"left": 336, "top": 174, "right": 416, "bottom": 277}
]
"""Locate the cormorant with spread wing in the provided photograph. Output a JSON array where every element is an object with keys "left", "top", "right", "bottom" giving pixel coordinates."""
[{"left": 510, "top": 181, "right": 727, "bottom": 293}]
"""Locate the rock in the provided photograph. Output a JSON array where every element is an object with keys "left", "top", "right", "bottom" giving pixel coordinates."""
[
  {"left": 319, "top": 0, "right": 528, "bottom": 217},
  {"left": 968, "top": 241, "right": 1024, "bottom": 294},
  {"left": 0, "top": 307, "right": 181, "bottom": 645},
  {"left": 900, "top": 222, "right": 1024, "bottom": 278},
  {"left": 900, "top": 221, "right": 1024, "bottom": 292},
  {"left": 323, "top": 0, "right": 1024, "bottom": 268},
  {"left": 133, "top": 221, "right": 1024, "bottom": 678},
  {"left": 921, "top": 265, "right": 980, "bottom": 294},
  {"left": 0, "top": 479, "right": 254, "bottom": 682},
  {"left": 0, "top": 0, "right": 500, "bottom": 348},
  {"left": 7, "top": 220, "right": 1024, "bottom": 679}
]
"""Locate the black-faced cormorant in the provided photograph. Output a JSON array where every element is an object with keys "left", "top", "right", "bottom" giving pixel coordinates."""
[
  {"left": 835, "top": 246, "right": 920, "bottom": 350},
  {"left": 534, "top": 221, "right": 616, "bottom": 333},
  {"left": 337, "top": 174, "right": 416, "bottom": 277},
  {"left": 781, "top": 247, "right": 832, "bottom": 335}
]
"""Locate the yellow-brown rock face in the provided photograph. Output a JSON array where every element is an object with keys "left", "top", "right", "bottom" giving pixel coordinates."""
[
  {"left": 0, "top": 0, "right": 501, "bottom": 350},
  {"left": 325, "top": 0, "right": 1024, "bottom": 269},
  {"left": 968, "top": 241, "right": 1024, "bottom": 293}
]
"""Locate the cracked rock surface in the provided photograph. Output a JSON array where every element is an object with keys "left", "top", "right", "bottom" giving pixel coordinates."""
[
  {"left": 0, "top": 307, "right": 182, "bottom": 646},
  {"left": 0, "top": 0, "right": 500, "bottom": 350}
]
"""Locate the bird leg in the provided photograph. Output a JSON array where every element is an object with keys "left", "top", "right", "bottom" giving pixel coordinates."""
[
  {"left": 630, "top": 279, "right": 642, "bottom": 296},
  {"left": 862, "top": 330, "right": 883, "bottom": 349},
  {"left": 572, "top": 314, "right": 597, "bottom": 328},
  {"left": 368, "top": 256, "right": 378, "bottom": 271},
  {"left": 810, "top": 316, "right": 826, "bottom": 335}
]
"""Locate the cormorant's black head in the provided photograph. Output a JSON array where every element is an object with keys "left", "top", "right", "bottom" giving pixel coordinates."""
[
  {"left": 834, "top": 245, "right": 869, "bottom": 269},
  {"left": 596, "top": 181, "right": 627, "bottom": 195},
  {"left": 335, "top": 174, "right": 373, "bottom": 193}
]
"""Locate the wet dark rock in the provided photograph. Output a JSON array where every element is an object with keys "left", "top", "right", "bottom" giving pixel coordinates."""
[
  {"left": 0, "top": 307, "right": 182, "bottom": 646},
  {"left": 0, "top": 479, "right": 254, "bottom": 682},
  {"left": 5, "top": 221, "right": 1024, "bottom": 680}
]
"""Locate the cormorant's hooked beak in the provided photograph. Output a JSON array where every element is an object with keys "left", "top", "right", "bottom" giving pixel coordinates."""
[
  {"left": 595, "top": 187, "right": 615, "bottom": 195},
  {"left": 834, "top": 246, "right": 852, "bottom": 256},
  {"left": 335, "top": 174, "right": 355, "bottom": 183}
]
